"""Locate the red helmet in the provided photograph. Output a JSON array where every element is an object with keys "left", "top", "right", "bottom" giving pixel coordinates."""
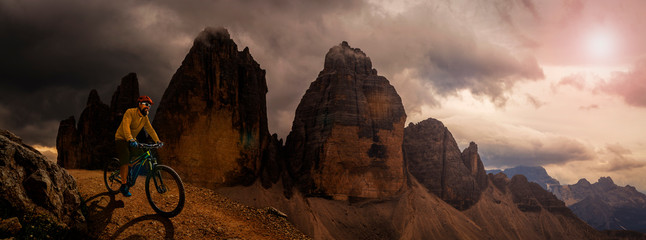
[{"left": 137, "top": 95, "right": 153, "bottom": 105}]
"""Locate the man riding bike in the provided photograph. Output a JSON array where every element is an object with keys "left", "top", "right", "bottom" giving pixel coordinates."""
[{"left": 114, "top": 95, "right": 163, "bottom": 197}]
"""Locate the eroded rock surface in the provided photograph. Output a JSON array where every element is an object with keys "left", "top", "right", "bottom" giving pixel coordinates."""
[
  {"left": 403, "top": 118, "right": 485, "bottom": 210},
  {"left": 1, "top": 129, "right": 85, "bottom": 229},
  {"left": 57, "top": 90, "right": 111, "bottom": 169},
  {"left": 284, "top": 41, "right": 407, "bottom": 200},
  {"left": 153, "top": 27, "right": 271, "bottom": 189}
]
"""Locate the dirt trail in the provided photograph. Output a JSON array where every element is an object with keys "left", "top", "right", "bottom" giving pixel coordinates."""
[{"left": 68, "top": 169, "right": 310, "bottom": 240}]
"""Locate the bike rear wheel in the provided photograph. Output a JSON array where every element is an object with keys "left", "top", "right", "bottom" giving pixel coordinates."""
[
  {"left": 103, "top": 158, "right": 122, "bottom": 193},
  {"left": 145, "top": 165, "right": 185, "bottom": 218}
]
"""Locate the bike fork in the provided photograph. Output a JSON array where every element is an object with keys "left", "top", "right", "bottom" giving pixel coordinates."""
[{"left": 153, "top": 172, "right": 168, "bottom": 193}]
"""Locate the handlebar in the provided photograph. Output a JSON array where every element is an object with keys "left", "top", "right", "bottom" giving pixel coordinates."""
[{"left": 137, "top": 143, "right": 164, "bottom": 149}]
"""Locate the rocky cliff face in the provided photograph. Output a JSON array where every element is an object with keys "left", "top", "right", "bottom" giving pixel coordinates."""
[
  {"left": 283, "top": 41, "right": 407, "bottom": 200},
  {"left": 1, "top": 129, "right": 85, "bottom": 230},
  {"left": 153, "top": 27, "right": 271, "bottom": 189},
  {"left": 57, "top": 90, "right": 112, "bottom": 169},
  {"left": 76, "top": 90, "right": 113, "bottom": 169},
  {"left": 461, "top": 142, "right": 488, "bottom": 190},
  {"left": 403, "top": 118, "right": 486, "bottom": 210},
  {"left": 56, "top": 74, "right": 140, "bottom": 169},
  {"left": 56, "top": 116, "right": 79, "bottom": 168},
  {"left": 551, "top": 177, "right": 646, "bottom": 232}
]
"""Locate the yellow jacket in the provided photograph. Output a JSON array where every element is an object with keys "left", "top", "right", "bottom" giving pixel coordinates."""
[{"left": 115, "top": 108, "right": 161, "bottom": 142}]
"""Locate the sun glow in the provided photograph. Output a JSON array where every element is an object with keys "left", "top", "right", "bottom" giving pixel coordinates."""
[{"left": 586, "top": 29, "right": 616, "bottom": 59}]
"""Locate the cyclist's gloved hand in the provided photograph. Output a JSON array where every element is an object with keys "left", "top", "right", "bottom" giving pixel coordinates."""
[
  {"left": 129, "top": 140, "right": 138, "bottom": 148},
  {"left": 157, "top": 142, "right": 164, "bottom": 148}
]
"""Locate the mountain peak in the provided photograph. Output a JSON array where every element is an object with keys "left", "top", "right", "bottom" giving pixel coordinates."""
[
  {"left": 595, "top": 176, "right": 616, "bottom": 191},
  {"left": 575, "top": 178, "right": 591, "bottom": 185},
  {"left": 322, "top": 41, "right": 376, "bottom": 75},
  {"left": 110, "top": 73, "right": 139, "bottom": 115},
  {"left": 285, "top": 41, "right": 406, "bottom": 200},
  {"left": 597, "top": 176, "right": 614, "bottom": 185},
  {"left": 153, "top": 26, "right": 270, "bottom": 189},
  {"left": 196, "top": 27, "right": 231, "bottom": 46},
  {"left": 86, "top": 89, "right": 102, "bottom": 106}
]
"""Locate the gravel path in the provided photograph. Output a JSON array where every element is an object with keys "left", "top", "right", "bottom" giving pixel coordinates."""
[{"left": 68, "top": 169, "right": 310, "bottom": 240}]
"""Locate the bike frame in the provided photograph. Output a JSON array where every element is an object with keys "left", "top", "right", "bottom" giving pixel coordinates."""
[
  {"left": 127, "top": 147, "right": 158, "bottom": 186},
  {"left": 109, "top": 143, "right": 161, "bottom": 187}
]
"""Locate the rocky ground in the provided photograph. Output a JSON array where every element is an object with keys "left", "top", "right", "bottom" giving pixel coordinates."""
[{"left": 68, "top": 169, "right": 310, "bottom": 240}]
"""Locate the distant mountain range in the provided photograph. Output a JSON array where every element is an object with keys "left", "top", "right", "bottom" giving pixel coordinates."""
[
  {"left": 487, "top": 166, "right": 560, "bottom": 190},
  {"left": 490, "top": 166, "right": 646, "bottom": 233}
]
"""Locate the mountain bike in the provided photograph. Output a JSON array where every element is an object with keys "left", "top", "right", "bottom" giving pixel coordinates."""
[{"left": 103, "top": 143, "right": 185, "bottom": 218}]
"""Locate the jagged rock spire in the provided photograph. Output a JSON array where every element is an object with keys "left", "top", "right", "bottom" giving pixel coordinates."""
[
  {"left": 284, "top": 41, "right": 406, "bottom": 199},
  {"left": 153, "top": 27, "right": 271, "bottom": 189}
]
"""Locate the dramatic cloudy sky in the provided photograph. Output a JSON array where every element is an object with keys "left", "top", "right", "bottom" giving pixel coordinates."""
[{"left": 2, "top": 0, "right": 645, "bottom": 191}]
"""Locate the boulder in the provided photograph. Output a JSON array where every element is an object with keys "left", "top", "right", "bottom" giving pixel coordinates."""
[
  {"left": 0, "top": 217, "right": 21, "bottom": 236},
  {"left": 283, "top": 41, "right": 407, "bottom": 200},
  {"left": 0, "top": 129, "right": 85, "bottom": 230},
  {"left": 403, "top": 118, "right": 484, "bottom": 210},
  {"left": 153, "top": 27, "right": 271, "bottom": 189}
]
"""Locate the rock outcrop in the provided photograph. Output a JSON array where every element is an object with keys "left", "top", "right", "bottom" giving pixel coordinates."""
[
  {"left": 283, "top": 41, "right": 407, "bottom": 200},
  {"left": 1, "top": 129, "right": 85, "bottom": 230},
  {"left": 403, "top": 118, "right": 486, "bottom": 210},
  {"left": 57, "top": 74, "right": 141, "bottom": 169},
  {"left": 56, "top": 117, "right": 80, "bottom": 168},
  {"left": 461, "top": 142, "right": 488, "bottom": 190},
  {"left": 57, "top": 90, "right": 112, "bottom": 169},
  {"left": 551, "top": 177, "right": 646, "bottom": 232},
  {"left": 153, "top": 27, "right": 271, "bottom": 189},
  {"left": 75, "top": 90, "right": 112, "bottom": 169}
]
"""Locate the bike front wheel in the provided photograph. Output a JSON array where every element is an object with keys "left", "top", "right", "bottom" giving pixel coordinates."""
[
  {"left": 145, "top": 165, "right": 185, "bottom": 218},
  {"left": 104, "top": 158, "right": 122, "bottom": 194}
]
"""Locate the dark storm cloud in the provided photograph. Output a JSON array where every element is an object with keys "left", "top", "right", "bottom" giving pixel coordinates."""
[
  {"left": 388, "top": 0, "right": 547, "bottom": 107},
  {"left": 0, "top": 1, "right": 175, "bottom": 90},
  {"left": 0, "top": 0, "right": 195, "bottom": 145},
  {"left": 422, "top": 42, "right": 544, "bottom": 106}
]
